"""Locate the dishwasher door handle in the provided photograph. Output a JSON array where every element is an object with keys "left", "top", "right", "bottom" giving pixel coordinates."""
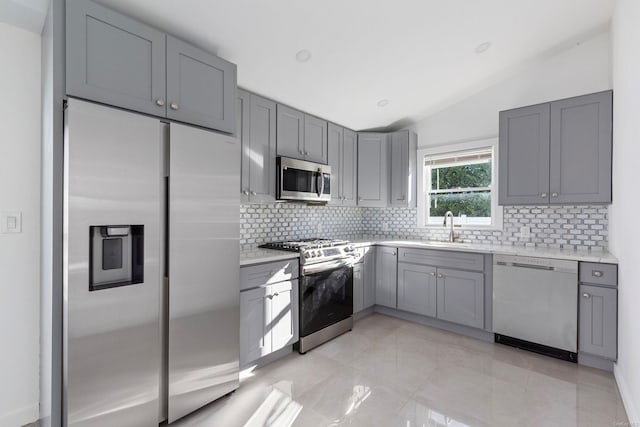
[{"left": 510, "top": 262, "right": 555, "bottom": 271}]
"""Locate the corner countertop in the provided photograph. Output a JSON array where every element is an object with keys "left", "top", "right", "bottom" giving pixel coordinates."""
[
  {"left": 240, "top": 247, "right": 299, "bottom": 266},
  {"left": 349, "top": 239, "right": 618, "bottom": 264}
]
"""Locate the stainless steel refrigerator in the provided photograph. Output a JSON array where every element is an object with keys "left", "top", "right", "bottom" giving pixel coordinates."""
[{"left": 63, "top": 99, "right": 240, "bottom": 426}]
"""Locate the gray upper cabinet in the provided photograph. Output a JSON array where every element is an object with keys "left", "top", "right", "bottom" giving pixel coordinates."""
[
  {"left": 238, "top": 90, "right": 277, "bottom": 203},
  {"left": 579, "top": 284, "right": 617, "bottom": 360},
  {"left": 397, "top": 263, "right": 437, "bottom": 317},
  {"left": 358, "top": 133, "right": 388, "bottom": 207},
  {"left": 277, "top": 104, "right": 305, "bottom": 159},
  {"left": 304, "top": 115, "right": 328, "bottom": 164},
  {"left": 549, "top": 91, "right": 612, "bottom": 204},
  {"left": 328, "top": 125, "right": 358, "bottom": 206},
  {"left": 66, "top": 0, "right": 166, "bottom": 117},
  {"left": 389, "top": 131, "right": 417, "bottom": 207},
  {"left": 375, "top": 247, "right": 397, "bottom": 308},
  {"left": 237, "top": 90, "right": 251, "bottom": 204},
  {"left": 436, "top": 268, "right": 484, "bottom": 329},
  {"left": 499, "top": 91, "right": 613, "bottom": 205},
  {"left": 166, "top": 36, "right": 237, "bottom": 133},
  {"left": 66, "top": 0, "right": 236, "bottom": 133},
  {"left": 499, "top": 103, "right": 550, "bottom": 205}
]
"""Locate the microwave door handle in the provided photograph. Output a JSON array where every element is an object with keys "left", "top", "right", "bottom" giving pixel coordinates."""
[{"left": 317, "top": 169, "right": 324, "bottom": 198}]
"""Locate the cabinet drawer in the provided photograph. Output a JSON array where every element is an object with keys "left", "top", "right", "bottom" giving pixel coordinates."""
[
  {"left": 398, "top": 247, "right": 484, "bottom": 272},
  {"left": 579, "top": 263, "right": 617, "bottom": 286},
  {"left": 240, "top": 259, "right": 299, "bottom": 291}
]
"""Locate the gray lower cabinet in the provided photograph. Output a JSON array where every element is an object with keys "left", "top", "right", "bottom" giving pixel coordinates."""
[
  {"left": 166, "top": 36, "right": 237, "bottom": 133},
  {"left": 328, "top": 124, "right": 358, "bottom": 206},
  {"left": 397, "top": 263, "right": 437, "bottom": 317},
  {"left": 353, "top": 246, "right": 376, "bottom": 313},
  {"left": 436, "top": 268, "right": 484, "bottom": 329},
  {"left": 375, "top": 247, "right": 397, "bottom": 308},
  {"left": 388, "top": 131, "right": 417, "bottom": 207},
  {"left": 238, "top": 90, "right": 277, "bottom": 203},
  {"left": 358, "top": 133, "right": 388, "bottom": 207},
  {"left": 66, "top": 0, "right": 166, "bottom": 117},
  {"left": 579, "top": 284, "right": 617, "bottom": 360},
  {"left": 66, "top": 0, "right": 237, "bottom": 133},
  {"left": 499, "top": 90, "right": 612, "bottom": 205},
  {"left": 240, "top": 279, "right": 298, "bottom": 366}
]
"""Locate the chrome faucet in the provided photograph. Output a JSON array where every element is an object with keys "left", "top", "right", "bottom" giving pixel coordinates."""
[{"left": 443, "top": 211, "right": 455, "bottom": 242}]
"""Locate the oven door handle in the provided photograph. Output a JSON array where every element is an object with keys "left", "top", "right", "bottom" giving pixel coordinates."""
[{"left": 303, "top": 259, "right": 353, "bottom": 275}]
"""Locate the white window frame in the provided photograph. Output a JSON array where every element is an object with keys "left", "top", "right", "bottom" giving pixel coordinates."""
[{"left": 417, "top": 138, "right": 503, "bottom": 230}]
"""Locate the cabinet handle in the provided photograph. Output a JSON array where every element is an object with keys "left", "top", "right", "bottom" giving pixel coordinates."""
[
  {"left": 299, "top": 149, "right": 304, "bottom": 154},
  {"left": 437, "top": 273, "right": 443, "bottom": 278},
  {"left": 156, "top": 99, "right": 165, "bottom": 107},
  {"left": 540, "top": 193, "right": 548, "bottom": 198},
  {"left": 551, "top": 192, "right": 558, "bottom": 198},
  {"left": 170, "top": 102, "right": 179, "bottom": 110},
  {"left": 273, "top": 292, "right": 279, "bottom": 297},
  {"left": 391, "top": 252, "right": 396, "bottom": 256},
  {"left": 430, "top": 272, "right": 436, "bottom": 276},
  {"left": 251, "top": 191, "right": 257, "bottom": 196},
  {"left": 358, "top": 197, "right": 362, "bottom": 201},
  {"left": 267, "top": 294, "right": 273, "bottom": 300},
  {"left": 305, "top": 151, "right": 309, "bottom": 156},
  {"left": 583, "top": 293, "right": 591, "bottom": 299},
  {"left": 243, "top": 190, "right": 249, "bottom": 196},
  {"left": 592, "top": 270, "right": 603, "bottom": 278}
]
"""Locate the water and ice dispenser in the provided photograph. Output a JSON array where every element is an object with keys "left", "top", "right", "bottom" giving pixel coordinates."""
[{"left": 89, "top": 225, "right": 144, "bottom": 291}]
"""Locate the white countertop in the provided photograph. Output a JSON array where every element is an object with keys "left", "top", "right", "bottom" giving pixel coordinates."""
[
  {"left": 240, "top": 239, "right": 617, "bottom": 266},
  {"left": 240, "top": 247, "right": 299, "bottom": 266},
  {"left": 350, "top": 239, "right": 618, "bottom": 264}
]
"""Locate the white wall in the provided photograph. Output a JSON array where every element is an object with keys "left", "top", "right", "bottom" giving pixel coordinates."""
[
  {"left": 0, "top": 22, "right": 41, "bottom": 427},
  {"left": 415, "top": 31, "right": 612, "bottom": 147},
  {"left": 610, "top": 0, "right": 640, "bottom": 422}
]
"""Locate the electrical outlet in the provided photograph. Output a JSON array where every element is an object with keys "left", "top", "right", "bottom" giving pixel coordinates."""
[
  {"left": 520, "top": 226, "right": 530, "bottom": 239},
  {"left": 0, "top": 211, "right": 22, "bottom": 234},
  {"left": 316, "top": 222, "right": 323, "bottom": 233},
  {"left": 382, "top": 222, "right": 390, "bottom": 232}
]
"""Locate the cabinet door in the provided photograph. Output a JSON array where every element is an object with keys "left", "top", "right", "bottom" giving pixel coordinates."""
[
  {"left": 66, "top": 0, "right": 166, "bottom": 116},
  {"left": 166, "top": 36, "right": 237, "bottom": 133},
  {"left": 238, "top": 90, "right": 251, "bottom": 203},
  {"left": 375, "top": 247, "right": 397, "bottom": 308},
  {"left": 397, "top": 263, "right": 437, "bottom": 317},
  {"left": 363, "top": 247, "right": 376, "bottom": 308},
  {"left": 549, "top": 91, "right": 612, "bottom": 204},
  {"left": 499, "top": 104, "right": 550, "bottom": 205},
  {"left": 353, "top": 263, "right": 365, "bottom": 313},
  {"left": 327, "top": 123, "right": 343, "bottom": 205},
  {"left": 342, "top": 129, "right": 358, "bottom": 206},
  {"left": 436, "top": 268, "right": 484, "bottom": 329},
  {"left": 277, "top": 104, "right": 305, "bottom": 159},
  {"left": 389, "top": 131, "right": 410, "bottom": 207},
  {"left": 270, "top": 280, "right": 299, "bottom": 351},
  {"left": 248, "top": 94, "right": 277, "bottom": 203},
  {"left": 358, "top": 133, "right": 388, "bottom": 207},
  {"left": 240, "top": 286, "right": 271, "bottom": 366},
  {"left": 304, "top": 115, "right": 328, "bottom": 164},
  {"left": 579, "top": 285, "right": 617, "bottom": 360}
]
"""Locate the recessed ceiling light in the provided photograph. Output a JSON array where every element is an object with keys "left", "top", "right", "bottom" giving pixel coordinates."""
[
  {"left": 295, "top": 49, "right": 312, "bottom": 63},
  {"left": 475, "top": 41, "right": 491, "bottom": 54},
  {"left": 377, "top": 99, "right": 389, "bottom": 107}
]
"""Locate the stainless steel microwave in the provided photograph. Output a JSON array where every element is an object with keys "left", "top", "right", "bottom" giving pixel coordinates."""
[{"left": 277, "top": 156, "right": 331, "bottom": 202}]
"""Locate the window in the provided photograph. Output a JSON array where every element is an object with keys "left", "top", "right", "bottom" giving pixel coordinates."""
[{"left": 417, "top": 139, "right": 502, "bottom": 228}]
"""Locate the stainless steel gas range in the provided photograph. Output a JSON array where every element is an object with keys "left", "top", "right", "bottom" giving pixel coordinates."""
[{"left": 259, "top": 239, "right": 356, "bottom": 353}]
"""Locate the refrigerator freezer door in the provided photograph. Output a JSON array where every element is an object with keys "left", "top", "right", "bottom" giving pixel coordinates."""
[
  {"left": 168, "top": 123, "right": 240, "bottom": 422},
  {"left": 64, "top": 99, "right": 163, "bottom": 427}
]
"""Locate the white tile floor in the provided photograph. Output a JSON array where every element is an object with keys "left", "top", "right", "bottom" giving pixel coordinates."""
[{"left": 173, "top": 313, "right": 629, "bottom": 427}]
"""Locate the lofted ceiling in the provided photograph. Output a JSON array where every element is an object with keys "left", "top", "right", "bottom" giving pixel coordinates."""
[{"left": 64, "top": 1, "right": 621, "bottom": 129}]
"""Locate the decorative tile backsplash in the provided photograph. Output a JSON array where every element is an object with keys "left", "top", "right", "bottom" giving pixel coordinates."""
[{"left": 240, "top": 203, "right": 608, "bottom": 251}]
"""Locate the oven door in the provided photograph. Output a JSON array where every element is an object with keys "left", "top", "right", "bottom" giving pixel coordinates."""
[
  {"left": 300, "top": 260, "right": 353, "bottom": 337},
  {"left": 277, "top": 156, "right": 331, "bottom": 202}
]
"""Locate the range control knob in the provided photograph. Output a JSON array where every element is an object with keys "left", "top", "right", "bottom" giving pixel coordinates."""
[{"left": 304, "top": 251, "right": 310, "bottom": 259}]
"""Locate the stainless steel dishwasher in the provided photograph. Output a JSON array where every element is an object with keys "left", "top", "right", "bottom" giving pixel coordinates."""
[{"left": 493, "top": 255, "right": 578, "bottom": 361}]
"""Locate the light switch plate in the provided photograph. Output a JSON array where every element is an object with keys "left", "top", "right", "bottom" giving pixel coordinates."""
[{"left": 1, "top": 211, "right": 22, "bottom": 234}]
